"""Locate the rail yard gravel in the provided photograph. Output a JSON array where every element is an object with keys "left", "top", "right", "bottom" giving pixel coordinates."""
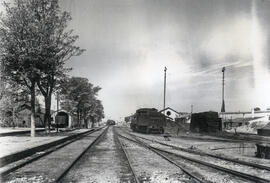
[{"left": 60, "top": 127, "right": 135, "bottom": 183}]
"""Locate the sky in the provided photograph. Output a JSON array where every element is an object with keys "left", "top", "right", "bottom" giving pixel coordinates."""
[
  {"left": 57, "top": 0, "right": 270, "bottom": 120},
  {"left": 2, "top": 0, "right": 269, "bottom": 120}
]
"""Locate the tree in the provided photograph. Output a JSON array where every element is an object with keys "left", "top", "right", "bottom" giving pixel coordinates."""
[
  {"left": 81, "top": 98, "right": 104, "bottom": 128},
  {"left": 0, "top": 64, "right": 6, "bottom": 101},
  {"left": 31, "top": 0, "right": 84, "bottom": 132},
  {"left": 0, "top": 0, "right": 84, "bottom": 136},
  {"left": 60, "top": 77, "right": 104, "bottom": 128},
  {"left": 0, "top": 0, "right": 44, "bottom": 136},
  {"left": 0, "top": 82, "right": 30, "bottom": 127},
  {"left": 0, "top": 74, "right": 7, "bottom": 101},
  {"left": 88, "top": 99, "right": 104, "bottom": 128}
]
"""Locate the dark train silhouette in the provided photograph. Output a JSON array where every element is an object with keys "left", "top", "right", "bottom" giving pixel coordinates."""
[
  {"left": 106, "top": 119, "right": 116, "bottom": 126},
  {"left": 51, "top": 111, "right": 69, "bottom": 128},
  {"left": 190, "top": 111, "right": 222, "bottom": 133},
  {"left": 130, "top": 108, "right": 165, "bottom": 134}
]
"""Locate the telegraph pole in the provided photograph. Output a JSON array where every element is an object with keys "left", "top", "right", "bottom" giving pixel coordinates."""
[
  {"left": 56, "top": 92, "right": 59, "bottom": 132},
  {"left": 163, "top": 67, "right": 167, "bottom": 127},
  {"left": 163, "top": 67, "right": 167, "bottom": 113},
  {"left": 221, "top": 67, "right": 226, "bottom": 113}
]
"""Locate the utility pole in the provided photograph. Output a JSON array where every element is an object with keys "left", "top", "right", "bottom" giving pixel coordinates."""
[
  {"left": 56, "top": 92, "right": 59, "bottom": 132},
  {"left": 163, "top": 67, "right": 167, "bottom": 126},
  {"left": 163, "top": 67, "right": 167, "bottom": 113},
  {"left": 221, "top": 67, "right": 226, "bottom": 113},
  {"left": 190, "top": 104, "right": 194, "bottom": 124}
]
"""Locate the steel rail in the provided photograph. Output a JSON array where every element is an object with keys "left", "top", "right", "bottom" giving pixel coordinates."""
[
  {"left": 122, "top": 131, "right": 270, "bottom": 183},
  {"left": 131, "top": 133, "right": 270, "bottom": 172},
  {"left": 117, "top": 132, "right": 209, "bottom": 183},
  {"left": 55, "top": 126, "right": 109, "bottom": 183},
  {"left": 0, "top": 127, "right": 105, "bottom": 176},
  {"left": 114, "top": 128, "right": 140, "bottom": 183},
  {"left": 150, "top": 146, "right": 270, "bottom": 183}
]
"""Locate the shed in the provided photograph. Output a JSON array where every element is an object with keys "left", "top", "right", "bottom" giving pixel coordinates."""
[
  {"left": 51, "top": 110, "right": 73, "bottom": 128},
  {"left": 257, "top": 122, "right": 270, "bottom": 136}
]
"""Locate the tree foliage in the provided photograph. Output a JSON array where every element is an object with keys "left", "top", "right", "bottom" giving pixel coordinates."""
[
  {"left": 60, "top": 77, "right": 104, "bottom": 128},
  {"left": 0, "top": 83, "right": 31, "bottom": 127},
  {"left": 28, "top": 0, "right": 84, "bottom": 131},
  {"left": 0, "top": 0, "right": 84, "bottom": 135}
]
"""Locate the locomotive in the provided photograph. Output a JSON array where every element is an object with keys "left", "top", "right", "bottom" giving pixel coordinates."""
[{"left": 130, "top": 108, "right": 165, "bottom": 134}]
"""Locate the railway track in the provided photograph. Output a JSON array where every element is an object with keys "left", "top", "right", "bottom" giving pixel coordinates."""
[
  {"left": 0, "top": 127, "right": 106, "bottom": 177},
  {"left": 55, "top": 127, "right": 109, "bottom": 182},
  {"left": 130, "top": 132, "right": 270, "bottom": 172},
  {"left": 58, "top": 126, "right": 138, "bottom": 183},
  {"left": 115, "top": 129, "right": 207, "bottom": 183},
  {"left": 117, "top": 129, "right": 270, "bottom": 183},
  {"left": 0, "top": 128, "right": 105, "bottom": 168},
  {"left": 114, "top": 128, "right": 140, "bottom": 183},
  {"left": 1, "top": 127, "right": 108, "bottom": 183},
  {"left": 127, "top": 126, "right": 270, "bottom": 144}
]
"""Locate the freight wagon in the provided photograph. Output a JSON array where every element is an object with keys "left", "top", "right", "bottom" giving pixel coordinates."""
[
  {"left": 106, "top": 119, "right": 116, "bottom": 125},
  {"left": 190, "top": 111, "right": 222, "bottom": 133}
]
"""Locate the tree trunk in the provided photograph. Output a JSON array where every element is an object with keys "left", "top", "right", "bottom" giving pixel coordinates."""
[
  {"left": 36, "top": 80, "right": 54, "bottom": 133},
  {"left": 30, "top": 83, "right": 36, "bottom": 137},
  {"left": 12, "top": 106, "right": 16, "bottom": 128},
  {"left": 84, "top": 118, "right": 88, "bottom": 128},
  {"left": 77, "top": 110, "right": 80, "bottom": 128},
  {"left": 44, "top": 95, "right": 52, "bottom": 133},
  {"left": 91, "top": 116, "right": 95, "bottom": 128}
]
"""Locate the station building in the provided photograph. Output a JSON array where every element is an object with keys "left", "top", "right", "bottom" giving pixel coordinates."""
[{"left": 14, "top": 104, "right": 53, "bottom": 128}]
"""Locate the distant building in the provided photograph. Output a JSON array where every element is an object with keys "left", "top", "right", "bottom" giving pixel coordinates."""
[
  {"left": 221, "top": 110, "right": 270, "bottom": 120},
  {"left": 159, "top": 107, "right": 190, "bottom": 121},
  {"left": 158, "top": 107, "right": 190, "bottom": 131},
  {"left": 175, "top": 117, "right": 189, "bottom": 124},
  {"left": 16, "top": 104, "right": 54, "bottom": 127},
  {"left": 223, "top": 117, "right": 260, "bottom": 129}
]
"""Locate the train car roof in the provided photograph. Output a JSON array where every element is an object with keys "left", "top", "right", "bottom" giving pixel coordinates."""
[{"left": 136, "top": 108, "right": 158, "bottom": 112}]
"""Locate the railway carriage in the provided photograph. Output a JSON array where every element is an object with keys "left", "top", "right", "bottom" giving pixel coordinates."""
[
  {"left": 51, "top": 110, "right": 71, "bottom": 128},
  {"left": 130, "top": 108, "right": 165, "bottom": 134},
  {"left": 107, "top": 119, "right": 116, "bottom": 125}
]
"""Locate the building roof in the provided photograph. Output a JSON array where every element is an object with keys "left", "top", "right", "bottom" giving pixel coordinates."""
[
  {"left": 18, "top": 104, "right": 55, "bottom": 114},
  {"left": 224, "top": 117, "right": 261, "bottom": 123},
  {"left": 159, "top": 107, "right": 189, "bottom": 115}
]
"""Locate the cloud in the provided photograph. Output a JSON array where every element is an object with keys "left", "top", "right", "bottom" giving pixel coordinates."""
[
  {"left": 202, "top": 16, "right": 253, "bottom": 61},
  {"left": 58, "top": 0, "right": 270, "bottom": 118}
]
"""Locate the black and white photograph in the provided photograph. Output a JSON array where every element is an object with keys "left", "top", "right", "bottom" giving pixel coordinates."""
[{"left": 0, "top": 0, "right": 270, "bottom": 182}]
